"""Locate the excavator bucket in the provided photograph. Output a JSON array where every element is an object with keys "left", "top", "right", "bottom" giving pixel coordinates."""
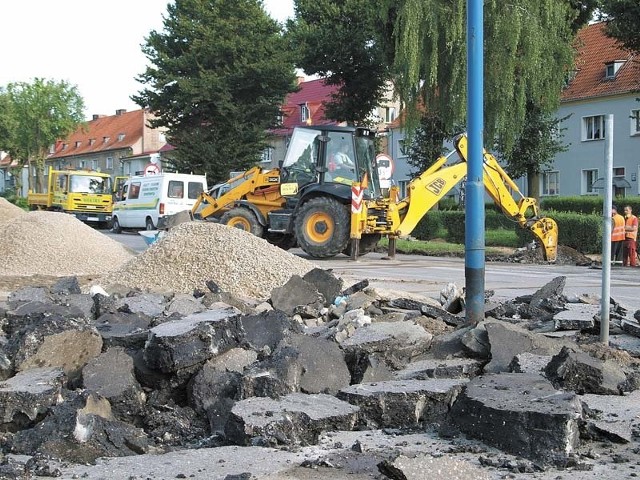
[{"left": 528, "top": 217, "right": 558, "bottom": 262}]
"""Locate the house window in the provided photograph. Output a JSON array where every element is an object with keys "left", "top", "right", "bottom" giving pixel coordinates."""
[
  {"left": 75, "top": 141, "right": 82, "bottom": 148},
  {"left": 91, "top": 160, "right": 98, "bottom": 170},
  {"left": 582, "top": 115, "right": 605, "bottom": 141},
  {"left": 605, "top": 60, "right": 625, "bottom": 79},
  {"left": 541, "top": 171, "right": 559, "bottom": 196},
  {"left": 62, "top": 143, "right": 68, "bottom": 150},
  {"left": 631, "top": 110, "right": 640, "bottom": 136},
  {"left": 300, "top": 104, "right": 310, "bottom": 123},
  {"left": 118, "top": 133, "right": 125, "bottom": 141},
  {"left": 261, "top": 147, "right": 273, "bottom": 164},
  {"left": 106, "top": 157, "right": 113, "bottom": 169},
  {"left": 78, "top": 160, "right": 85, "bottom": 169},
  {"left": 581, "top": 169, "right": 598, "bottom": 195},
  {"left": 103, "top": 136, "right": 110, "bottom": 144},
  {"left": 398, "top": 139, "right": 408, "bottom": 157},
  {"left": 385, "top": 107, "right": 396, "bottom": 124},
  {"left": 89, "top": 138, "right": 95, "bottom": 146},
  {"left": 275, "top": 111, "right": 284, "bottom": 126}
]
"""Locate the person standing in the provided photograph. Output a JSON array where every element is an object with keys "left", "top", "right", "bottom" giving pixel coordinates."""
[
  {"left": 623, "top": 205, "right": 638, "bottom": 267},
  {"left": 611, "top": 205, "right": 625, "bottom": 265}
]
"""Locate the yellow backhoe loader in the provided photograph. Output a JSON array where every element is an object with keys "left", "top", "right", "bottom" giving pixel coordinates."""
[{"left": 189, "top": 126, "right": 558, "bottom": 262}]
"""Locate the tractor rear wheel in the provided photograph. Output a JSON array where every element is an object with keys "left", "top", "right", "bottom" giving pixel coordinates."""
[
  {"left": 220, "top": 207, "right": 264, "bottom": 237},
  {"left": 294, "top": 196, "right": 350, "bottom": 258}
]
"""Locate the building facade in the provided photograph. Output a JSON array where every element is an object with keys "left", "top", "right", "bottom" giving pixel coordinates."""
[
  {"left": 46, "top": 108, "right": 167, "bottom": 186},
  {"left": 545, "top": 22, "right": 640, "bottom": 198}
]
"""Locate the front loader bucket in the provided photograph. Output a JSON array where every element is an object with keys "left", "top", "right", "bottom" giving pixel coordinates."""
[
  {"left": 156, "top": 210, "right": 194, "bottom": 230},
  {"left": 528, "top": 217, "right": 558, "bottom": 262}
]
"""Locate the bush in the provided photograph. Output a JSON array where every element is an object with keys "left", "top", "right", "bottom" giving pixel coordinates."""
[
  {"left": 0, "top": 189, "right": 28, "bottom": 210},
  {"left": 515, "top": 211, "right": 602, "bottom": 254},
  {"left": 541, "top": 196, "right": 640, "bottom": 215},
  {"left": 412, "top": 211, "right": 447, "bottom": 240}
]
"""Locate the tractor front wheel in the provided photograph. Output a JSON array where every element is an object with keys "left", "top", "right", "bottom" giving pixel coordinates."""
[
  {"left": 294, "top": 196, "right": 350, "bottom": 258},
  {"left": 220, "top": 207, "right": 264, "bottom": 237}
]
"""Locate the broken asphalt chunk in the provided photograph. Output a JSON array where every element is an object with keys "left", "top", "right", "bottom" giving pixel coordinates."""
[
  {"left": 337, "top": 379, "right": 466, "bottom": 428},
  {"left": 451, "top": 373, "right": 582, "bottom": 463},
  {"left": 226, "top": 393, "right": 359, "bottom": 447}
]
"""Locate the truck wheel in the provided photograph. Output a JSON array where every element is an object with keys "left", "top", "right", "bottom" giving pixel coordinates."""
[
  {"left": 343, "top": 233, "right": 382, "bottom": 257},
  {"left": 145, "top": 218, "right": 155, "bottom": 230},
  {"left": 112, "top": 217, "right": 122, "bottom": 234},
  {"left": 220, "top": 207, "right": 264, "bottom": 237},
  {"left": 294, "top": 197, "right": 350, "bottom": 258}
]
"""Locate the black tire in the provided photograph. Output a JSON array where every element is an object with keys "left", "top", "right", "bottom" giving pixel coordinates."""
[
  {"left": 294, "top": 196, "right": 350, "bottom": 258},
  {"left": 343, "top": 233, "right": 382, "bottom": 257},
  {"left": 145, "top": 217, "right": 155, "bottom": 230},
  {"left": 220, "top": 207, "right": 264, "bottom": 237},
  {"left": 265, "top": 232, "right": 297, "bottom": 250},
  {"left": 112, "top": 216, "right": 122, "bottom": 234}
]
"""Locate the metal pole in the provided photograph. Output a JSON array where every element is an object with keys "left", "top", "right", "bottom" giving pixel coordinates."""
[
  {"left": 600, "top": 114, "right": 614, "bottom": 344},
  {"left": 465, "top": 0, "right": 485, "bottom": 326}
]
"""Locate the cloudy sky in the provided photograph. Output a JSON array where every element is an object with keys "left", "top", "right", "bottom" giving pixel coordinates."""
[{"left": 0, "top": 0, "right": 295, "bottom": 119}]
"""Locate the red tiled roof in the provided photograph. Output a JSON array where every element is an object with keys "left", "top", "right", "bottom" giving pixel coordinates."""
[
  {"left": 0, "top": 154, "right": 18, "bottom": 168},
  {"left": 562, "top": 22, "right": 640, "bottom": 102},
  {"left": 272, "top": 78, "right": 341, "bottom": 135},
  {"left": 48, "top": 109, "right": 147, "bottom": 159}
]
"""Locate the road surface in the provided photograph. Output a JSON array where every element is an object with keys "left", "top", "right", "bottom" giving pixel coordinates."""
[{"left": 103, "top": 230, "right": 640, "bottom": 311}]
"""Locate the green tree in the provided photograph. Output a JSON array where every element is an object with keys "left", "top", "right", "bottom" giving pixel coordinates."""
[
  {"left": 405, "top": 112, "right": 461, "bottom": 174},
  {"left": 391, "top": 0, "right": 577, "bottom": 155},
  {"left": 133, "top": 0, "right": 297, "bottom": 183},
  {"left": 499, "top": 104, "right": 569, "bottom": 200},
  {"left": 0, "top": 78, "right": 84, "bottom": 193},
  {"left": 287, "top": 0, "right": 394, "bottom": 125},
  {"left": 601, "top": 0, "right": 640, "bottom": 52}
]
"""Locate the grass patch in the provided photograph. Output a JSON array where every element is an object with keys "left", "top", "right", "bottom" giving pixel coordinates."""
[
  {"left": 378, "top": 237, "right": 510, "bottom": 257},
  {"left": 485, "top": 228, "right": 520, "bottom": 248}
]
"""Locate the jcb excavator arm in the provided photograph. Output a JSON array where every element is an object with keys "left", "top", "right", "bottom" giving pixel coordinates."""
[
  {"left": 192, "top": 166, "right": 285, "bottom": 221},
  {"left": 355, "top": 135, "right": 558, "bottom": 261},
  {"left": 454, "top": 135, "right": 558, "bottom": 262}
]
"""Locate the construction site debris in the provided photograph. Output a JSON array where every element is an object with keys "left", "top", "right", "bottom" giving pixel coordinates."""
[
  {"left": 451, "top": 373, "right": 583, "bottom": 463},
  {"left": 508, "top": 244, "right": 593, "bottom": 266},
  {"left": 2, "top": 264, "right": 640, "bottom": 478},
  {"left": 0, "top": 211, "right": 133, "bottom": 276},
  {"left": 102, "top": 221, "right": 314, "bottom": 298}
]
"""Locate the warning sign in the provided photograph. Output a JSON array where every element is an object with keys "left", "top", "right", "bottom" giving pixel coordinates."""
[
  {"left": 144, "top": 163, "right": 161, "bottom": 175},
  {"left": 375, "top": 153, "right": 395, "bottom": 189}
]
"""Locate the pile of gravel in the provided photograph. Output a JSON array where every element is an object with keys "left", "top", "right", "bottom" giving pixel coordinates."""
[
  {"left": 0, "top": 197, "right": 27, "bottom": 222},
  {"left": 0, "top": 211, "right": 134, "bottom": 276},
  {"left": 102, "top": 222, "right": 315, "bottom": 298}
]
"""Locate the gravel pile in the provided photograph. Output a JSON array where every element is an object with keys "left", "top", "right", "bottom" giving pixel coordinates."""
[
  {"left": 0, "top": 211, "right": 134, "bottom": 276},
  {"left": 0, "top": 197, "right": 27, "bottom": 222},
  {"left": 102, "top": 222, "right": 315, "bottom": 298}
]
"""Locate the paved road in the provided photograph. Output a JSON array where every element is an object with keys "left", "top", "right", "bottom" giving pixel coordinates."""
[
  {"left": 103, "top": 229, "right": 640, "bottom": 310},
  {"left": 314, "top": 252, "right": 640, "bottom": 310}
]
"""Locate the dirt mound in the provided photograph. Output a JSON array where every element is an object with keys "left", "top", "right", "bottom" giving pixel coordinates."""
[
  {"left": 0, "top": 197, "right": 27, "bottom": 222},
  {"left": 0, "top": 211, "right": 134, "bottom": 276},
  {"left": 507, "top": 245, "right": 593, "bottom": 266},
  {"left": 101, "top": 221, "right": 315, "bottom": 298}
]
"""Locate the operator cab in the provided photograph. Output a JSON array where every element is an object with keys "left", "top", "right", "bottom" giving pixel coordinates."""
[{"left": 280, "top": 126, "right": 380, "bottom": 199}]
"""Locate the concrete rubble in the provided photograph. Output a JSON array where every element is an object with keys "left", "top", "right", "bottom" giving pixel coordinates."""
[{"left": 0, "top": 273, "right": 639, "bottom": 479}]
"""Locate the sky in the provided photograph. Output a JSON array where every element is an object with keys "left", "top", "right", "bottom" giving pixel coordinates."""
[{"left": 0, "top": 0, "right": 295, "bottom": 120}]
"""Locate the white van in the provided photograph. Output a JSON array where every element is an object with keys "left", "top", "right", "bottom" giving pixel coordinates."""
[{"left": 112, "top": 173, "right": 207, "bottom": 232}]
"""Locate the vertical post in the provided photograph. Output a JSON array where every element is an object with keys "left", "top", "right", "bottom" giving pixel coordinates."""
[
  {"left": 601, "top": 114, "right": 614, "bottom": 345},
  {"left": 350, "top": 182, "right": 363, "bottom": 261},
  {"left": 465, "top": 0, "right": 485, "bottom": 326},
  {"left": 388, "top": 235, "right": 397, "bottom": 259}
]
